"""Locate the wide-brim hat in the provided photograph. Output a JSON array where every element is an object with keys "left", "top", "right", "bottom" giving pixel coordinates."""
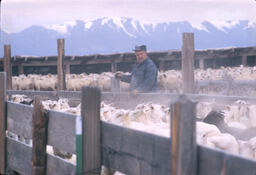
[{"left": 133, "top": 45, "right": 147, "bottom": 52}]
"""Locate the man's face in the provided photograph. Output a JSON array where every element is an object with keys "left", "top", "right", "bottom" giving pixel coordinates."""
[{"left": 135, "top": 51, "right": 147, "bottom": 63}]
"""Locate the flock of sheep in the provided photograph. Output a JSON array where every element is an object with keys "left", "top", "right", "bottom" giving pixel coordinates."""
[
  {"left": 9, "top": 94, "right": 256, "bottom": 162},
  {"left": 12, "top": 65, "right": 256, "bottom": 95}
]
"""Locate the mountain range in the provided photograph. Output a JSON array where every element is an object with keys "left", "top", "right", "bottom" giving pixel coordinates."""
[{"left": 0, "top": 17, "right": 255, "bottom": 57}]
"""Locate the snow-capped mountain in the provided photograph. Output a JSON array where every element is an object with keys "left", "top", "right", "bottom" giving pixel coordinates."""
[{"left": 0, "top": 17, "right": 255, "bottom": 57}]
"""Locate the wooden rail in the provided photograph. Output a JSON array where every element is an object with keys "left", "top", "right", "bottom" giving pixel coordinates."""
[
  {"left": 1, "top": 46, "right": 255, "bottom": 73},
  {"left": 7, "top": 90, "right": 256, "bottom": 108}
]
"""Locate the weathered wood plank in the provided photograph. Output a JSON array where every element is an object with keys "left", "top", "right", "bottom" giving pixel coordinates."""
[
  {"left": 4, "top": 45, "right": 12, "bottom": 90},
  {"left": 101, "top": 121, "right": 171, "bottom": 175},
  {"left": 57, "top": 38, "right": 66, "bottom": 91},
  {"left": 7, "top": 137, "right": 76, "bottom": 175},
  {"left": 32, "top": 96, "right": 48, "bottom": 175},
  {"left": 7, "top": 137, "right": 33, "bottom": 175},
  {"left": 81, "top": 87, "right": 101, "bottom": 175},
  {"left": 46, "top": 154, "right": 76, "bottom": 175},
  {"left": 8, "top": 47, "right": 256, "bottom": 67},
  {"left": 196, "top": 79, "right": 256, "bottom": 87},
  {"left": 7, "top": 90, "right": 59, "bottom": 100},
  {"left": 7, "top": 101, "right": 33, "bottom": 139},
  {"left": 225, "top": 152, "right": 256, "bottom": 175},
  {"left": 197, "top": 145, "right": 256, "bottom": 175},
  {"left": 58, "top": 90, "right": 81, "bottom": 99},
  {"left": 182, "top": 33, "right": 195, "bottom": 93},
  {"left": 7, "top": 90, "right": 256, "bottom": 107},
  {"left": 47, "top": 110, "right": 76, "bottom": 154},
  {"left": 0, "top": 72, "right": 7, "bottom": 174},
  {"left": 171, "top": 95, "right": 197, "bottom": 175},
  {"left": 102, "top": 121, "right": 256, "bottom": 175}
]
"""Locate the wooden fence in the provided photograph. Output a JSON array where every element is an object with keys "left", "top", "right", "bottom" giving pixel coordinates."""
[{"left": 1, "top": 72, "right": 256, "bottom": 175}]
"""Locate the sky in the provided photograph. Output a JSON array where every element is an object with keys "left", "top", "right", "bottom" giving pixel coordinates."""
[{"left": 1, "top": 0, "right": 256, "bottom": 33}]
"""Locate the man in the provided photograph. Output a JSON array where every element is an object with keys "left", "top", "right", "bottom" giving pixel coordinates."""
[{"left": 115, "top": 45, "right": 158, "bottom": 95}]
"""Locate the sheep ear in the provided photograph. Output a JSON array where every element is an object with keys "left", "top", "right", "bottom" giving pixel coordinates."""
[{"left": 163, "top": 74, "right": 167, "bottom": 78}]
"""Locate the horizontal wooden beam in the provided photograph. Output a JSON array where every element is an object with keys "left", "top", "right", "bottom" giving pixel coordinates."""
[
  {"left": 7, "top": 90, "right": 256, "bottom": 107},
  {"left": 1, "top": 47, "right": 255, "bottom": 68},
  {"left": 7, "top": 137, "right": 33, "bottom": 175},
  {"left": 47, "top": 110, "right": 76, "bottom": 154},
  {"left": 7, "top": 102, "right": 33, "bottom": 139},
  {"left": 7, "top": 137, "right": 76, "bottom": 175},
  {"left": 102, "top": 121, "right": 256, "bottom": 175}
]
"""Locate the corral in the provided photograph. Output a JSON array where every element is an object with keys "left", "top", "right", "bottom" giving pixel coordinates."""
[{"left": 2, "top": 75, "right": 256, "bottom": 175}]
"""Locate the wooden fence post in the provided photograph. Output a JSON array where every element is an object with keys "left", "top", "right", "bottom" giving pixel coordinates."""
[
  {"left": 0, "top": 72, "right": 7, "bottom": 174},
  {"left": 57, "top": 38, "right": 66, "bottom": 91},
  {"left": 111, "top": 62, "right": 117, "bottom": 73},
  {"left": 182, "top": 33, "right": 195, "bottom": 93},
  {"left": 171, "top": 95, "right": 197, "bottom": 175},
  {"left": 4, "top": 45, "right": 12, "bottom": 90},
  {"left": 111, "top": 77, "right": 121, "bottom": 92},
  {"left": 81, "top": 87, "right": 101, "bottom": 175},
  {"left": 32, "top": 96, "right": 48, "bottom": 175}
]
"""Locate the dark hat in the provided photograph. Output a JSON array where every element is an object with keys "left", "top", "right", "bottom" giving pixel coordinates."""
[{"left": 133, "top": 45, "right": 147, "bottom": 52}]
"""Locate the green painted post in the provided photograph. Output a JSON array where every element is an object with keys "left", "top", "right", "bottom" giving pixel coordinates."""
[{"left": 76, "top": 116, "right": 83, "bottom": 174}]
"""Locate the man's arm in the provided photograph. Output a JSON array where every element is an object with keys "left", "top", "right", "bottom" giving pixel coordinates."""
[{"left": 136, "top": 64, "right": 157, "bottom": 92}]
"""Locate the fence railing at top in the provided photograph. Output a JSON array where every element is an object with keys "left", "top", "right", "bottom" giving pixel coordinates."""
[
  {"left": 1, "top": 72, "right": 256, "bottom": 175},
  {"left": 7, "top": 89, "right": 256, "bottom": 107}
]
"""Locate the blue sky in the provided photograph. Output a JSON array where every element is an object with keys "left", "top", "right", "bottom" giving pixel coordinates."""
[{"left": 1, "top": 0, "right": 256, "bottom": 33}]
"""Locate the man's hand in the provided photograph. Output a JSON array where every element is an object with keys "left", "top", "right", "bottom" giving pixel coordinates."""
[
  {"left": 115, "top": 72, "right": 123, "bottom": 79},
  {"left": 131, "top": 90, "right": 138, "bottom": 97}
]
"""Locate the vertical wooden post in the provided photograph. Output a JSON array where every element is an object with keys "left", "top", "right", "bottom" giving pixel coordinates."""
[
  {"left": 182, "top": 33, "right": 195, "bottom": 93},
  {"left": 242, "top": 55, "right": 247, "bottom": 66},
  {"left": 199, "top": 59, "right": 204, "bottom": 69},
  {"left": 111, "top": 77, "right": 120, "bottom": 92},
  {"left": 65, "top": 63, "right": 70, "bottom": 74},
  {"left": 18, "top": 64, "right": 24, "bottom": 75},
  {"left": 4, "top": 45, "right": 12, "bottom": 89},
  {"left": 111, "top": 62, "right": 117, "bottom": 73},
  {"left": 32, "top": 96, "right": 47, "bottom": 175},
  {"left": 57, "top": 38, "right": 66, "bottom": 91},
  {"left": 81, "top": 87, "right": 101, "bottom": 175},
  {"left": 0, "top": 72, "right": 6, "bottom": 174},
  {"left": 171, "top": 95, "right": 197, "bottom": 175}
]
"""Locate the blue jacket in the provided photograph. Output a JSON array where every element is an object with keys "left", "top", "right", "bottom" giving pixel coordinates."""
[{"left": 121, "top": 57, "right": 158, "bottom": 92}]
